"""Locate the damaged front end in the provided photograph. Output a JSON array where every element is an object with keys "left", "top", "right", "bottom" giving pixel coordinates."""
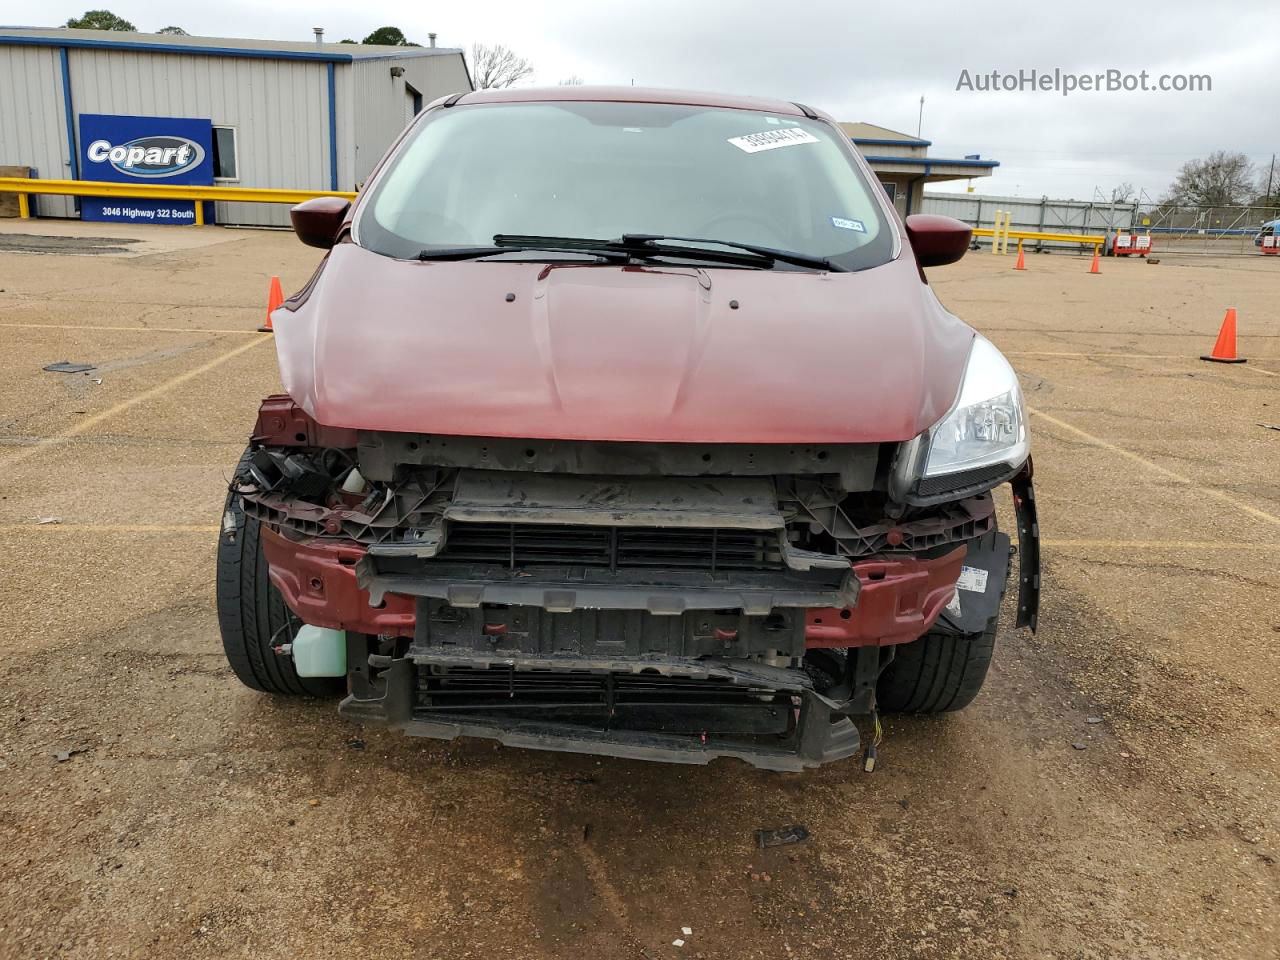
[{"left": 234, "top": 396, "right": 1039, "bottom": 771}]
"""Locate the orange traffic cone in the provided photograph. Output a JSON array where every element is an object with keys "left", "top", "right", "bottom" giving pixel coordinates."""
[
  {"left": 1201, "top": 308, "right": 1246, "bottom": 364},
  {"left": 258, "top": 276, "right": 284, "bottom": 333},
  {"left": 1088, "top": 246, "right": 1101, "bottom": 274},
  {"left": 1014, "top": 241, "right": 1026, "bottom": 271}
]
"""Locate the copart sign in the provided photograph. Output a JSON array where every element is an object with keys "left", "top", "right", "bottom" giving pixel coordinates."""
[
  {"left": 85, "top": 136, "right": 206, "bottom": 178},
  {"left": 79, "top": 114, "right": 214, "bottom": 224}
]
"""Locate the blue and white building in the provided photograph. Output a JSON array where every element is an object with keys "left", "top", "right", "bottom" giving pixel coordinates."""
[
  {"left": 840, "top": 122, "right": 999, "bottom": 216},
  {"left": 0, "top": 27, "right": 472, "bottom": 225}
]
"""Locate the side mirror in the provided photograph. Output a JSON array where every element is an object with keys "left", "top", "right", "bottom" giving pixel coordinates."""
[
  {"left": 290, "top": 197, "right": 351, "bottom": 249},
  {"left": 904, "top": 214, "right": 972, "bottom": 268}
]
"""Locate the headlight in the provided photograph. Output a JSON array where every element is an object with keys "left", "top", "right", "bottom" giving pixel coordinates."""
[{"left": 923, "top": 336, "right": 1028, "bottom": 477}]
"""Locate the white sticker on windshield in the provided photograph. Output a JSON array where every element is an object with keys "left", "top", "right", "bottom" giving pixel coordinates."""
[
  {"left": 831, "top": 216, "right": 866, "bottom": 232},
  {"left": 728, "top": 127, "right": 820, "bottom": 154},
  {"left": 957, "top": 565, "right": 989, "bottom": 593}
]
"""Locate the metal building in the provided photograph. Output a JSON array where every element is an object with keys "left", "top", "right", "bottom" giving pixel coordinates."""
[
  {"left": 839, "top": 122, "right": 999, "bottom": 216},
  {"left": 0, "top": 27, "right": 472, "bottom": 225}
]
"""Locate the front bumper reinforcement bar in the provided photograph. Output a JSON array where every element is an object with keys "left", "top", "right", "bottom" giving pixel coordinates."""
[{"left": 339, "top": 653, "right": 863, "bottom": 772}]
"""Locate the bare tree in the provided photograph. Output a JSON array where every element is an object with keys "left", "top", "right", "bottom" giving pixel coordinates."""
[
  {"left": 1257, "top": 155, "right": 1278, "bottom": 208},
  {"left": 558, "top": 75, "right": 584, "bottom": 86},
  {"left": 470, "top": 43, "right": 534, "bottom": 89},
  {"left": 1165, "top": 151, "right": 1256, "bottom": 207},
  {"left": 1109, "top": 182, "right": 1135, "bottom": 204}
]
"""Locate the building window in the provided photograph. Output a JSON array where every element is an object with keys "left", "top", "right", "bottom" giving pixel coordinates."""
[
  {"left": 406, "top": 83, "right": 424, "bottom": 116},
  {"left": 212, "top": 126, "right": 238, "bottom": 181},
  {"left": 879, "top": 180, "right": 897, "bottom": 203}
]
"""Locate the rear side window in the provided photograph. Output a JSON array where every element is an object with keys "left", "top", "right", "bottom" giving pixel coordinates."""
[{"left": 357, "top": 101, "right": 894, "bottom": 270}]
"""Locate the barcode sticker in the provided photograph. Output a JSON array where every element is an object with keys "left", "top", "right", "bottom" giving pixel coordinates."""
[
  {"left": 957, "top": 565, "right": 989, "bottom": 593},
  {"left": 727, "top": 127, "right": 820, "bottom": 154}
]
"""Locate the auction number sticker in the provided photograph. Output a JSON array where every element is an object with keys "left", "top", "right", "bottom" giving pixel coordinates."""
[
  {"left": 957, "top": 566, "right": 989, "bottom": 593},
  {"left": 728, "top": 127, "right": 820, "bottom": 153}
]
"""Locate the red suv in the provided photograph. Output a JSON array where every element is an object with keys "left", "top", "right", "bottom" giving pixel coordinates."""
[{"left": 217, "top": 87, "right": 1039, "bottom": 771}]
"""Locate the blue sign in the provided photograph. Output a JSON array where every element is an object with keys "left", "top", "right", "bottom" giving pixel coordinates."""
[{"left": 79, "top": 114, "right": 213, "bottom": 224}]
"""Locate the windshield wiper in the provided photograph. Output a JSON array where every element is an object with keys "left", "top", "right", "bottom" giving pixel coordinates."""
[
  {"left": 416, "top": 244, "right": 628, "bottom": 262},
  {"left": 493, "top": 234, "right": 780, "bottom": 269},
  {"left": 422, "top": 235, "right": 835, "bottom": 271},
  {"left": 417, "top": 245, "right": 506, "bottom": 261},
  {"left": 618, "top": 234, "right": 836, "bottom": 271}
]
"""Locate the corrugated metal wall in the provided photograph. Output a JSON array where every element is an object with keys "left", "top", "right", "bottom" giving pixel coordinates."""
[
  {"left": 923, "top": 191, "right": 1136, "bottom": 240},
  {"left": 66, "top": 49, "right": 332, "bottom": 226},
  {"left": 351, "top": 54, "right": 472, "bottom": 186},
  {"left": 0, "top": 45, "right": 75, "bottom": 217},
  {"left": 854, "top": 142, "right": 923, "bottom": 159},
  {"left": 1, "top": 44, "right": 471, "bottom": 227}
]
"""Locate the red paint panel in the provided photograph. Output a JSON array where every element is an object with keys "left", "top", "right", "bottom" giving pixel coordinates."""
[
  {"left": 804, "top": 546, "right": 967, "bottom": 648},
  {"left": 261, "top": 529, "right": 966, "bottom": 649},
  {"left": 254, "top": 395, "right": 358, "bottom": 449},
  {"left": 273, "top": 246, "right": 973, "bottom": 444},
  {"left": 261, "top": 526, "right": 415, "bottom": 637},
  {"left": 453, "top": 85, "right": 811, "bottom": 117}
]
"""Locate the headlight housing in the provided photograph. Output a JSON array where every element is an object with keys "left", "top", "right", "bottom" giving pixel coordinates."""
[{"left": 923, "top": 336, "right": 1028, "bottom": 478}]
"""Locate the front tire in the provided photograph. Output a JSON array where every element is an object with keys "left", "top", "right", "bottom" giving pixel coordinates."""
[
  {"left": 216, "top": 450, "right": 343, "bottom": 697},
  {"left": 875, "top": 615, "right": 998, "bottom": 714}
]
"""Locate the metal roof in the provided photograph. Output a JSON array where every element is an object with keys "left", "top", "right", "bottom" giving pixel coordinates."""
[
  {"left": 862, "top": 155, "right": 1000, "bottom": 169},
  {"left": 838, "top": 122, "right": 931, "bottom": 147},
  {"left": 0, "top": 27, "right": 463, "bottom": 63}
]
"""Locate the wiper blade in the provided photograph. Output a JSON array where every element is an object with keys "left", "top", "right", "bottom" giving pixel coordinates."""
[
  {"left": 417, "top": 245, "right": 506, "bottom": 261},
  {"left": 619, "top": 234, "right": 836, "bottom": 271},
  {"left": 417, "top": 243, "right": 629, "bottom": 262},
  {"left": 494, "top": 233, "right": 775, "bottom": 269}
]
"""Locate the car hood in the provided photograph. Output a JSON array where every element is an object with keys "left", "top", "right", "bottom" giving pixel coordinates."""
[{"left": 274, "top": 243, "right": 974, "bottom": 444}]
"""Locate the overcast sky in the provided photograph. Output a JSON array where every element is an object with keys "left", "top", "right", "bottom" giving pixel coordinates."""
[{"left": 7, "top": 0, "right": 1279, "bottom": 200}]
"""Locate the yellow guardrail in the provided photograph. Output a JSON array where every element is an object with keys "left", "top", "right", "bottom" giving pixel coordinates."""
[
  {"left": 972, "top": 226, "right": 1105, "bottom": 249},
  {"left": 0, "top": 177, "right": 357, "bottom": 225}
]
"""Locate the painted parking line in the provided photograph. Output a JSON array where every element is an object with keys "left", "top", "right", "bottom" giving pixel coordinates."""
[
  {"left": 0, "top": 336, "right": 269, "bottom": 471},
  {"left": 0, "top": 524, "right": 221, "bottom": 534},
  {"left": 1005, "top": 350, "right": 1280, "bottom": 372},
  {"left": 1007, "top": 351, "right": 1193, "bottom": 361},
  {"left": 0, "top": 321, "right": 261, "bottom": 336},
  {"left": 984, "top": 327, "right": 1280, "bottom": 339},
  {"left": 1043, "top": 539, "right": 1280, "bottom": 550},
  {"left": 1028, "top": 407, "right": 1280, "bottom": 528}
]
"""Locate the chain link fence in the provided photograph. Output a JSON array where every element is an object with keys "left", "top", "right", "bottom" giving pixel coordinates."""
[
  {"left": 1135, "top": 201, "right": 1279, "bottom": 256},
  {"left": 923, "top": 191, "right": 1280, "bottom": 257}
]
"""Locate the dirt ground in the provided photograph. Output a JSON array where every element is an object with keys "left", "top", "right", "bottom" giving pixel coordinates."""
[{"left": 0, "top": 221, "right": 1277, "bottom": 960}]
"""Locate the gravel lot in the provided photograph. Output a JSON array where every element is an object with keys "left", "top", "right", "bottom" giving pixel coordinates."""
[{"left": 1, "top": 222, "right": 1277, "bottom": 960}]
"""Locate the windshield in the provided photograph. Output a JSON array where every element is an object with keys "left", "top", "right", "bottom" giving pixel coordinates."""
[{"left": 356, "top": 101, "right": 895, "bottom": 270}]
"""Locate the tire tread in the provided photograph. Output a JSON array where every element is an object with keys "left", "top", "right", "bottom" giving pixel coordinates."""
[
  {"left": 877, "top": 617, "right": 998, "bottom": 714},
  {"left": 216, "top": 447, "right": 342, "bottom": 698}
]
